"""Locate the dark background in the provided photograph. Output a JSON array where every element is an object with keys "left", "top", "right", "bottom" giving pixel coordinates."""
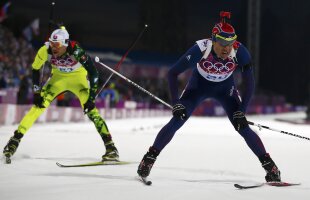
[{"left": 2, "top": 0, "right": 310, "bottom": 105}]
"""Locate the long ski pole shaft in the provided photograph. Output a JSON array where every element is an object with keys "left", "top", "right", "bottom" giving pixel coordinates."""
[
  {"left": 95, "top": 57, "right": 173, "bottom": 109},
  {"left": 96, "top": 24, "right": 148, "bottom": 98},
  {"left": 48, "top": 2, "right": 56, "bottom": 36},
  {"left": 248, "top": 121, "right": 310, "bottom": 141},
  {"left": 41, "top": 1, "right": 56, "bottom": 87}
]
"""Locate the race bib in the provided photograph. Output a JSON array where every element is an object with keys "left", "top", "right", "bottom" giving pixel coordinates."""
[
  {"left": 50, "top": 55, "right": 82, "bottom": 73},
  {"left": 197, "top": 57, "right": 237, "bottom": 82}
]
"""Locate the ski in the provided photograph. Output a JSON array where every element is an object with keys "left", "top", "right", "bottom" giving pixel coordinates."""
[
  {"left": 266, "top": 182, "right": 301, "bottom": 187},
  {"left": 234, "top": 181, "right": 301, "bottom": 189},
  {"left": 137, "top": 176, "right": 152, "bottom": 186},
  {"left": 56, "top": 160, "right": 135, "bottom": 168}
]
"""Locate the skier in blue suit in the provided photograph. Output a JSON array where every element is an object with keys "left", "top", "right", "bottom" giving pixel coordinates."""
[{"left": 137, "top": 12, "right": 281, "bottom": 183}]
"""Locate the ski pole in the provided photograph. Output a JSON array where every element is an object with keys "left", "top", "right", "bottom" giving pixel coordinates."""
[
  {"left": 40, "top": 1, "right": 56, "bottom": 88},
  {"left": 95, "top": 24, "right": 148, "bottom": 98},
  {"left": 95, "top": 58, "right": 309, "bottom": 141},
  {"left": 248, "top": 121, "right": 310, "bottom": 141},
  {"left": 48, "top": 1, "right": 56, "bottom": 37},
  {"left": 95, "top": 57, "right": 173, "bottom": 109}
]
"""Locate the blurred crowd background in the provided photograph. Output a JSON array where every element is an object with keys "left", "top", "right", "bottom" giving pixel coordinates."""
[{"left": 0, "top": 0, "right": 309, "bottom": 118}]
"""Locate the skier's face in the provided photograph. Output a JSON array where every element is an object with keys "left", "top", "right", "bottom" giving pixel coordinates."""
[
  {"left": 213, "top": 41, "right": 233, "bottom": 59},
  {"left": 50, "top": 41, "right": 67, "bottom": 57}
]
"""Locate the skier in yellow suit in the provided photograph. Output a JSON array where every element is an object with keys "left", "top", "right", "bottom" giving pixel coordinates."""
[{"left": 3, "top": 27, "right": 119, "bottom": 163}]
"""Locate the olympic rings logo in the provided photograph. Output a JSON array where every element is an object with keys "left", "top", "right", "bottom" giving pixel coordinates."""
[
  {"left": 51, "top": 56, "right": 77, "bottom": 67},
  {"left": 199, "top": 59, "right": 236, "bottom": 74}
]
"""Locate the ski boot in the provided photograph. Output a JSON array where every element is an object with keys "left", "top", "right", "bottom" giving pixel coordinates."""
[
  {"left": 101, "top": 134, "right": 119, "bottom": 162},
  {"left": 137, "top": 146, "right": 160, "bottom": 177},
  {"left": 3, "top": 131, "right": 23, "bottom": 164},
  {"left": 259, "top": 153, "right": 281, "bottom": 182},
  {"left": 102, "top": 143, "right": 119, "bottom": 162}
]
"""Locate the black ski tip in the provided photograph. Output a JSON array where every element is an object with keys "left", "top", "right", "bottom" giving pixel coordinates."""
[
  {"left": 234, "top": 183, "right": 264, "bottom": 189},
  {"left": 234, "top": 184, "right": 244, "bottom": 189},
  {"left": 56, "top": 162, "right": 64, "bottom": 167},
  {"left": 145, "top": 180, "right": 152, "bottom": 186}
]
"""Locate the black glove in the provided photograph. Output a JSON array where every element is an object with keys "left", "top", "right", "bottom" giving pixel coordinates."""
[
  {"left": 232, "top": 111, "right": 248, "bottom": 131},
  {"left": 83, "top": 99, "right": 95, "bottom": 114},
  {"left": 172, "top": 103, "right": 187, "bottom": 120},
  {"left": 32, "top": 84, "right": 45, "bottom": 108},
  {"left": 33, "top": 93, "right": 45, "bottom": 108}
]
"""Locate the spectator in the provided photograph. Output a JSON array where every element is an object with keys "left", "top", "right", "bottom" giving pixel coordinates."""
[
  {"left": 99, "top": 82, "right": 120, "bottom": 108},
  {"left": 0, "top": 74, "right": 7, "bottom": 88}
]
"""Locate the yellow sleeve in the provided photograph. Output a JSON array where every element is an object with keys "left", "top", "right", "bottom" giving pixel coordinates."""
[{"left": 32, "top": 45, "right": 48, "bottom": 70}]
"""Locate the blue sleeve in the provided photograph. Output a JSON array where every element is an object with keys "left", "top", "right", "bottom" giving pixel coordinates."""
[
  {"left": 236, "top": 44, "right": 255, "bottom": 113},
  {"left": 168, "top": 44, "right": 203, "bottom": 104},
  {"left": 236, "top": 44, "right": 251, "bottom": 67}
]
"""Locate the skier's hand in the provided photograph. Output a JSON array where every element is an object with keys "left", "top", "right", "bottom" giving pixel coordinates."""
[
  {"left": 32, "top": 84, "right": 44, "bottom": 108},
  {"left": 172, "top": 103, "right": 187, "bottom": 120},
  {"left": 232, "top": 111, "right": 248, "bottom": 131},
  {"left": 33, "top": 93, "right": 45, "bottom": 108},
  {"left": 83, "top": 99, "right": 95, "bottom": 114}
]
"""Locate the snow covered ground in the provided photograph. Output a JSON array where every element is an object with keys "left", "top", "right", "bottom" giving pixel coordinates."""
[{"left": 0, "top": 112, "right": 309, "bottom": 200}]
